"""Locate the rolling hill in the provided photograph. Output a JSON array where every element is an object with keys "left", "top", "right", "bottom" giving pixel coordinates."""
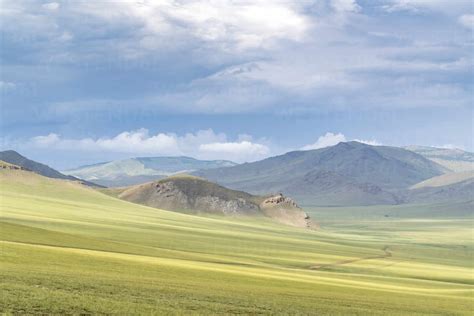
[
  {"left": 195, "top": 142, "right": 446, "bottom": 206},
  {"left": 410, "top": 171, "right": 474, "bottom": 189},
  {"left": 405, "top": 146, "right": 474, "bottom": 172},
  {"left": 408, "top": 180, "right": 473, "bottom": 204},
  {"left": 112, "top": 175, "right": 313, "bottom": 228},
  {"left": 0, "top": 150, "right": 102, "bottom": 187},
  {"left": 406, "top": 172, "right": 474, "bottom": 204},
  {"left": 63, "top": 156, "right": 237, "bottom": 187}
]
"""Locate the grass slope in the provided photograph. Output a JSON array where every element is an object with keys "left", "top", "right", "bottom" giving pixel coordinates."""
[{"left": 1, "top": 169, "right": 473, "bottom": 314}]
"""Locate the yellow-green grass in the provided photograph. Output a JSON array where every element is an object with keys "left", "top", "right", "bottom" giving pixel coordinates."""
[{"left": 1, "top": 169, "right": 473, "bottom": 314}]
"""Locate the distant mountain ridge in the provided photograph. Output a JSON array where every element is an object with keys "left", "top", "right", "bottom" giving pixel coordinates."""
[
  {"left": 63, "top": 156, "right": 237, "bottom": 187},
  {"left": 0, "top": 150, "right": 102, "bottom": 187},
  {"left": 194, "top": 142, "right": 446, "bottom": 206},
  {"left": 405, "top": 146, "right": 474, "bottom": 172},
  {"left": 3, "top": 144, "right": 471, "bottom": 208}
]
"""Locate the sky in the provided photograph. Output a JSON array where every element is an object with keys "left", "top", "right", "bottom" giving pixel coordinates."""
[{"left": 0, "top": 0, "right": 473, "bottom": 170}]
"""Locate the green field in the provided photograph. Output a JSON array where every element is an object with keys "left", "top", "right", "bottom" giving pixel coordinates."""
[{"left": 1, "top": 169, "right": 473, "bottom": 315}]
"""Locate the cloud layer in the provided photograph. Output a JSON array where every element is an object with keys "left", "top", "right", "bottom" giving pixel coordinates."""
[
  {"left": 16, "top": 127, "right": 466, "bottom": 170},
  {"left": 27, "top": 128, "right": 385, "bottom": 165},
  {"left": 29, "top": 129, "right": 271, "bottom": 163},
  {"left": 2, "top": 0, "right": 472, "bottom": 117}
]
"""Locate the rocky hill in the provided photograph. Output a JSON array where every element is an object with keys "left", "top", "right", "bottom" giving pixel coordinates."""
[{"left": 116, "top": 175, "right": 314, "bottom": 228}]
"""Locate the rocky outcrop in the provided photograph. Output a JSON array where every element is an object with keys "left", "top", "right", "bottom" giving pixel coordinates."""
[
  {"left": 260, "top": 194, "right": 314, "bottom": 229},
  {"left": 262, "top": 193, "right": 300, "bottom": 207}
]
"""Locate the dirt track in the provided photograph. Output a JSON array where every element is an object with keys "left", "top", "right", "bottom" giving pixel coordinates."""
[{"left": 309, "top": 246, "right": 392, "bottom": 270}]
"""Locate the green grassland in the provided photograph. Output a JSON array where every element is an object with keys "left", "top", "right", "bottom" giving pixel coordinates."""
[{"left": 1, "top": 169, "right": 473, "bottom": 315}]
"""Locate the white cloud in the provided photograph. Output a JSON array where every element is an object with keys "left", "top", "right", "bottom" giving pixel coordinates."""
[
  {"left": 69, "top": 0, "right": 311, "bottom": 52},
  {"left": 302, "top": 132, "right": 347, "bottom": 150},
  {"left": 31, "top": 133, "right": 60, "bottom": 146},
  {"left": 353, "top": 139, "right": 381, "bottom": 146},
  {"left": 458, "top": 14, "right": 474, "bottom": 29},
  {"left": 29, "top": 129, "right": 270, "bottom": 163},
  {"left": 94, "top": 130, "right": 179, "bottom": 154},
  {"left": 31, "top": 129, "right": 180, "bottom": 154},
  {"left": 200, "top": 141, "right": 270, "bottom": 161},
  {"left": 302, "top": 132, "right": 381, "bottom": 150}
]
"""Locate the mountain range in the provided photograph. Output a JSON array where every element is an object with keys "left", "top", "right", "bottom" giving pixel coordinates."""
[
  {"left": 3, "top": 142, "right": 472, "bottom": 207},
  {"left": 63, "top": 157, "right": 237, "bottom": 187},
  {"left": 194, "top": 142, "right": 452, "bottom": 205}
]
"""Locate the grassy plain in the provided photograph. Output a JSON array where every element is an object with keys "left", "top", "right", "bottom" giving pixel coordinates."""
[{"left": 1, "top": 169, "right": 473, "bottom": 314}]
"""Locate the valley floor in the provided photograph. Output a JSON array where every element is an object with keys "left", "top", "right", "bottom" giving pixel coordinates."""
[{"left": 1, "top": 171, "right": 473, "bottom": 315}]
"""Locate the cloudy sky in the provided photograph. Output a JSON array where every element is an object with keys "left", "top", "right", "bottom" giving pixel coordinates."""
[{"left": 1, "top": 0, "right": 473, "bottom": 169}]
